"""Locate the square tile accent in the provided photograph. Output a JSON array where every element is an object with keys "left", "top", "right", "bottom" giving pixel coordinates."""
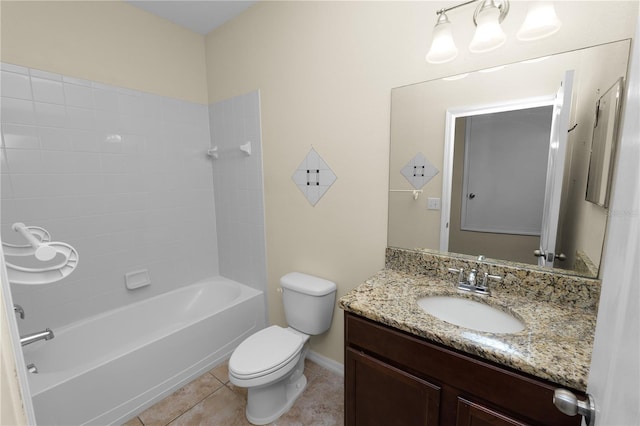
[
  {"left": 400, "top": 152, "right": 439, "bottom": 189},
  {"left": 292, "top": 148, "right": 337, "bottom": 206}
]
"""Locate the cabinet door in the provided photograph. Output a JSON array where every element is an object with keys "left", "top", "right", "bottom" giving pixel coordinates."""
[
  {"left": 346, "top": 348, "right": 441, "bottom": 426},
  {"left": 457, "top": 398, "right": 528, "bottom": 426}
]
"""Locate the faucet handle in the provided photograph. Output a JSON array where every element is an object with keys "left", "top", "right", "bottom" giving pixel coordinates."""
[
  {"left": 482, "top": 272, "right": 502, "bottom": 287},
  {"left": 448, "top": 267, "right": 465, "bottom": 282},
  {"left": 13, "top": 304, "right": 25, "bottom": 319}
]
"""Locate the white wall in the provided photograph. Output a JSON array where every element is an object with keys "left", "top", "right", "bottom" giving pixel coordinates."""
[{"left": 1, "top": 63, "right": 217, "bottom": 332}]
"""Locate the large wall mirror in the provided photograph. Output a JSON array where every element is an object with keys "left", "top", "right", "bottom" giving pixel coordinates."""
[{"left": 389, "top": 40, "right": 631, "bottom": 278}]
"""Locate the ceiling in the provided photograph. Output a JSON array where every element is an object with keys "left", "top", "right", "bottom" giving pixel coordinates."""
[{"left": 126, "top": 1, "right": 257, "bottom": 35}]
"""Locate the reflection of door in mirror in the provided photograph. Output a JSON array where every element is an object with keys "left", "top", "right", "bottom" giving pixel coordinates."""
[
  {"left": 450, "top": 106, "right": 553, "bottom": 265},
  {"left": 539, "top": 71, "right": 574, "bottom": 269},
  {"left": 445, "top": 72, "right": 574, "bottom": 270}
]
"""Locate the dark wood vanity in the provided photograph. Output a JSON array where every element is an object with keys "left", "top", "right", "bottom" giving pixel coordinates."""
[{"left": 344, "top": 312, "right": 584, "bottom": 426}]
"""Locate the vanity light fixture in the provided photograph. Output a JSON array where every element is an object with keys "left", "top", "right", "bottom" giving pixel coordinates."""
[{"left": 425, "top": 0, "right": 562, "bottom": 64}]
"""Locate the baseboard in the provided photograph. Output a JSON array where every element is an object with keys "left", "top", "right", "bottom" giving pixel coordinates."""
[{"left": 307, "top": 350, "right": 344, "bottom": 377}]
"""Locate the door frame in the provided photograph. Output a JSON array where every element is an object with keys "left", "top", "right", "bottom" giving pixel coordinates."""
[{"left": 440, "top": 96, "right": 556, "bottom": 252}]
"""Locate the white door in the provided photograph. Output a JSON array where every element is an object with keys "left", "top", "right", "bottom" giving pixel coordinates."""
[
  {"left": 581, "top": 21, "right": 639, "bottom": 425},
  {"left": 461, "top": 107, "right": 552, "bottom": 236},
  {"left": 538, "top": 70, "right": 575, "bottom": 267}
]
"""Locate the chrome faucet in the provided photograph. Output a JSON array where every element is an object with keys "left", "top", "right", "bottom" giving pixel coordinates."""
[
  {"left": 20, "top": 328, "right": 54, "bottom": 346},
  {"left": 467, "top": 269, "right": 478, "bottom": 286},
  {"left": 448, "top": 255, "right": 501, "bottom": 295}
]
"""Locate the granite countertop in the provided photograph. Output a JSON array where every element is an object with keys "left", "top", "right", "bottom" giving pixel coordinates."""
[{"left": 339, "top": 268, "right": 597, "bottom": 392}]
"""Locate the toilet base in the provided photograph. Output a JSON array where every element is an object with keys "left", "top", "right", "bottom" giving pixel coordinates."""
[{"left": 245, "top": 373, "right": 307, "bottom": 425}]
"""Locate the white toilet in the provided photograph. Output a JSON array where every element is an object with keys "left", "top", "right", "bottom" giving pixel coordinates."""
[{"left": 228, "top": 272, "right": 337, "bottom": 425}]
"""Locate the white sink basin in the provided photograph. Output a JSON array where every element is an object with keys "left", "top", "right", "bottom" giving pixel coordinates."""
[{"left": 417, "top": 296, "right": 525, "bottom": 334}]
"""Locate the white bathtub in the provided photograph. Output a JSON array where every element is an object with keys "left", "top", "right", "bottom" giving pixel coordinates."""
[{"left": 21, "top": 276, "right": 266, "bottom": 425}]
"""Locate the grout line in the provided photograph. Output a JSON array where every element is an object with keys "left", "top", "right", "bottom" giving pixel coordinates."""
[
  {"left": 160, "top": 372, "right": 227, "bottom": 426},
  {"left": 162, "top": 382, "right": 228, "bottom": 426}
]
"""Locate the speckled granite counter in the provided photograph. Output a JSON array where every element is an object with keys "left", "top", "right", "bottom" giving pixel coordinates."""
[{"left": 339, "top": 248, "right": 601, "bottom": 392}]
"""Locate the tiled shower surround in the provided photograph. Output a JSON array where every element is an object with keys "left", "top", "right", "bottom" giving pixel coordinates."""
[
  {"left": 0, "top": 62, "right": 266, "bottom": 333},
  {"left": 209, "top": 92, "right": 266, "bottom": 289}
]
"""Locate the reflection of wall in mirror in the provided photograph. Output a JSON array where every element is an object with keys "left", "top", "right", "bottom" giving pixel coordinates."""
[
  {"left": 388, "top": 83, "right": 444, "bottom": 250},
  {"left": 558, "top": 47, "right": 629, "bottom": 276}
]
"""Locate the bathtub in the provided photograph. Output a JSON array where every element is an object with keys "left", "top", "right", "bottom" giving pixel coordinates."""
[{"left": 21, "top": 276, "right": 266, "bottom": 425}]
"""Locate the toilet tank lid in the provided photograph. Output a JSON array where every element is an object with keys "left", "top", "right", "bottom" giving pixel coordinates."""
[{"left": 280, "top": 272, "right": 336, "bottom": 296}]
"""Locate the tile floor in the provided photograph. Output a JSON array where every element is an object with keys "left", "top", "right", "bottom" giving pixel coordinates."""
[{"left": 122, "top": 359, "right": 344, "bottom": 426}]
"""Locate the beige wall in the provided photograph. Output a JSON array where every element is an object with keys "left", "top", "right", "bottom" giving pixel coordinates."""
[
  {"left": 0, "top": 1, "right": 208, "bottom": 103},
  {"left": 205, "top": 1, "right": 638, "bottom": 364}
]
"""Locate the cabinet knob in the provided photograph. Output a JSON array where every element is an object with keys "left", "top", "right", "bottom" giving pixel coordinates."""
[{"left": 553, "top": 389, "right": 595, "bottom": 426}]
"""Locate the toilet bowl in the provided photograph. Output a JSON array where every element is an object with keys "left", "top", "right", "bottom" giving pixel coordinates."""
[
  {"left": 228, "top": 272, "right": 336, "bottom": 425},
  {"left": 229, "top": 326, "right": 309, "bottom": 424}
]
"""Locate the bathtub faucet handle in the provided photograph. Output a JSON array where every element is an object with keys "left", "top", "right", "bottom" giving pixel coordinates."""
[{"left": 14, "top": 304, "right": 25, "bottom": 319}]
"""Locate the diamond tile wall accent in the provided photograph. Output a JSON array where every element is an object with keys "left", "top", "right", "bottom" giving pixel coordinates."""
[
  {"left": 292, "top": 148, "right": 337, "bottom": 206},
  {"left": 400, "top": 152, "right": 439, "bottom": 189}
]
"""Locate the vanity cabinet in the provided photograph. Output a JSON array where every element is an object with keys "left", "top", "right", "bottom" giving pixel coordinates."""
[{"left": 345, "top": 312, "right": 583, "bottom": 426}]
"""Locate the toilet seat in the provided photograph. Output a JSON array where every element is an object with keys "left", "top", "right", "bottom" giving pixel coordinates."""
[{"left": 229, "top": 326, "right": 304, "bottom": 380}]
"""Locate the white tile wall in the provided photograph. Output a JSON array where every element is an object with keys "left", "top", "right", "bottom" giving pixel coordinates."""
[
  {"left": 209, "top": 91, "right": 267, "bottom": 292},
  {"left": 1, "top": 63, "right": 222, "bottom": 333}
]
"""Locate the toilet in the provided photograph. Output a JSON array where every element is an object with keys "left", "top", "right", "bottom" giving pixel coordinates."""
[{"left": 228, "top": 272, "right": 337, "bottom": 425}]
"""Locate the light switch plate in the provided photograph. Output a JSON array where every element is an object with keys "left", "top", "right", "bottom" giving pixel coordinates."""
[{"left": 427, "top": 197, "right": 441, "bottom": 210}]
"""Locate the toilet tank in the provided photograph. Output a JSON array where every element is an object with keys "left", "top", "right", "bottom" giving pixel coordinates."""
[{"left": 280, "top": 272, "right": 337, "bottom": 335}]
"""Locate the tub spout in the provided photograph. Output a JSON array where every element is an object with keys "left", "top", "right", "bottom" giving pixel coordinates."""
[{"left": 20, "top": 328, "right": 54, "bottom": 346}]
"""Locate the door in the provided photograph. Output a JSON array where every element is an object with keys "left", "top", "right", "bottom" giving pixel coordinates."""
[
  {"left": 461, "top": 107, "right": 552, "bottom": 236},
  {"left": 582, "top": 20, "right": 639, "bottom": 425},
  {"left": 538, "top": 70, "right": 574, "bottom": 267}
]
